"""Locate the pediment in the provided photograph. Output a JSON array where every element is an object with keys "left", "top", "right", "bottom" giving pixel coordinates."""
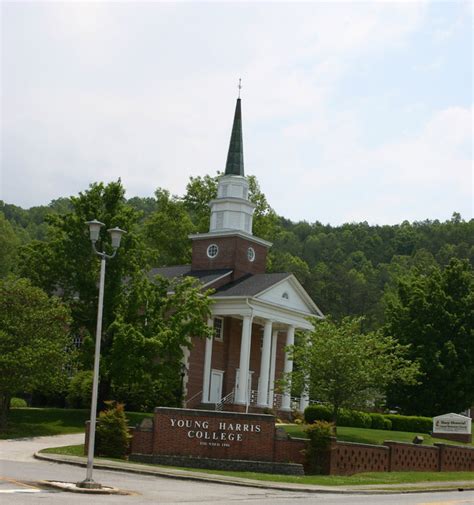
[{"left": 256, "top": 276, "right": 323, "bottom": 317}]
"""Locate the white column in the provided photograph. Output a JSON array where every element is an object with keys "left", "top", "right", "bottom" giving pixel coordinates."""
[
  {"left": 299, "top": 332, "right": 310, "bottom": 412},
  {"left": 235, "top": 315, "right": 253, "bottom": 404},
  {"left": 299, "top": 388, "right": 309, "bottom": 412},
  {"left": 201, "top": 318, "right": 214, "bottom": 403},
  {"left": 257, "top": 320, "right": 273, "bottom": 407},
  {"left": 281, "top": 325, "right": 295, "bottom": 411},
  {"left": 268, "top": 329, "right": 279, "bottom": 408}
]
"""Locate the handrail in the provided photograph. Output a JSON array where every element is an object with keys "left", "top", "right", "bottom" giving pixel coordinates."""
[
  {"left": 216, "top": 389, "right": 235, "bottom": 411},
  {"left": 186, "top": 390, "right": 203, "bottom": 406}
]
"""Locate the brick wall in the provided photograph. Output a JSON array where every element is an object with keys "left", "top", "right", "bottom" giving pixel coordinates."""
[
  {"left": 329, "top": 440, "right": 389, "bottom": 475},
  {"left": 385, "top": 441, "right": 439, "bottom": 472},
  {"left": 436, "top": 443, "right": 474, "bottom": 472},
  {"left": 152, "top": 408, "right": 275, "bottom": 462},
  {"left": 273, "top": 437, "right": 307, "bottom": 466},
  {"left": 191, "top": 235, "right": 268, "bottom": 280},
  {"left": 125, "top": 411, "right": 474, "bottom": 476}
]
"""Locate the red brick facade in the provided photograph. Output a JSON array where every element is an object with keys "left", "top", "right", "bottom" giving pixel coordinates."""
[
  {"left": 185, "top": 316, "right": 287, "bottom": 410},
  {"left": 191, "top": 235, "right": 269, "bottom": 281}
]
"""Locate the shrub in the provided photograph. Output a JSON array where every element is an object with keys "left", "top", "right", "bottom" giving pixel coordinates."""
[
  {"left": 67, "top": 371, "right": 93, "bottom": 409},
  {"left": 304, "top": 421, "right": 335, "bottom": 474},
  {"left": 338, "top": 408, "right": 372, "bottom": 428},
  {"left": 383, "top": 417, "right": 393, "bottom": 430},
  {"left": 369, "top": 413, "right": 387, "bottom": 430},
  {"left": 304, "top": 404, "right": 333, "bottom": 424},
  {"left": 95, "top": 401, "right": 131, "bottom": 459},
  {"left": 384, "top": 414, "right": 432, "bottom": 433},
  {"left": 10, "top": 397, "right": 27, "bottom": 408}
]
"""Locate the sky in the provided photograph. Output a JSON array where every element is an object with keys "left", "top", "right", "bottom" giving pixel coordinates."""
[{"left": 1, "top": 0, "right": 472, "bottom": 225}]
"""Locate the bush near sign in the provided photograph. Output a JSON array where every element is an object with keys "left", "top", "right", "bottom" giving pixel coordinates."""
[{"left": 433, "top": 413, "right": 472, "bottom": 443}]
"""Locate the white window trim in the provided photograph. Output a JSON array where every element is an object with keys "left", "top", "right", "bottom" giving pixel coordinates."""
[
  {"left": 214, "top": 316, "right": 224, "bottom": 341},
  {"left": 247, "top": 246, "right": 255, "bottom": 262},
  {"left": 207, "top": 244, "right": 219, "bottom": 259}
]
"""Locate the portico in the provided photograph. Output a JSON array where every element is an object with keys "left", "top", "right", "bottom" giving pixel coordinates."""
[{"left": 194, "top": 274, "right": 321, "bottom": 414}]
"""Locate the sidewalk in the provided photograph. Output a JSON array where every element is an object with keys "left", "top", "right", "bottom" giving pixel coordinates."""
[{"left": 34, "top": 451, "right": 474, "bottom": 495}]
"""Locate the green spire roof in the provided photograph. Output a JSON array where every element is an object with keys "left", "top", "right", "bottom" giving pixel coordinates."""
[{"left": 224, "top": 98, "right": 244, "bottom": 176}]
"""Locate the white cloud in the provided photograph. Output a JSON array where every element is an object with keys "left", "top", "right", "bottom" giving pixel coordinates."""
[{"left": 1, "top": 1, "right": 471, "bottom": 227}]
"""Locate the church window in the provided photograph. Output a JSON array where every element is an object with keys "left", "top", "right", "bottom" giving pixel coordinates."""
[
  {"left": 247, "top": 247, "right": 255, "bottom": 262},
  {"left": 207, "top": 244, "right": 219, "bottom": 258},
  {"left": 216, "top": 211, "right": 224, "bottom": 229},
  {"left": 214, "top": 317, "right": 224, "bottom": 341}
]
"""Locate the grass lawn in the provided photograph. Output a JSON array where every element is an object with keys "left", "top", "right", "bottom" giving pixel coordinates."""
[
  {"left": 1, "top": 408, "right": 153, "bottom": 439},
  {"left": 39, "top": 444, "right": 474, "bottom": 487},
  {"left": 281, "top": 424, "right": 474, "bottom": 448}
]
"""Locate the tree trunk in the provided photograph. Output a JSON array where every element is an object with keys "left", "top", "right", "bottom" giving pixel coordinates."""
[{"left": 0, "top": 393, "right": 11, "bottom": 430}]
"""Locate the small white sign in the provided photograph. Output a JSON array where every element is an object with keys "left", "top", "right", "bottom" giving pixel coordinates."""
[{"left": 433, "top": 413, "right": 472, "bottom": 435}]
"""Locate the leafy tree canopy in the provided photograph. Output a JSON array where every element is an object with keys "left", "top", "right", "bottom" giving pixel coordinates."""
[
  {"left": 385, "top": 258, "right": 474, "bottom": 416},
  {"left": 0, "top": 277, "right": 71, "bottom": 427},
  {"left": 290, "top": 317, "right": 420, "bottom": 423}
]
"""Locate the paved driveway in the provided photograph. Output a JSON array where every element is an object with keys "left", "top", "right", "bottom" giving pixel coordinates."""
[{"left": 0, "top": 433, "right": 84, "bottom": 462}]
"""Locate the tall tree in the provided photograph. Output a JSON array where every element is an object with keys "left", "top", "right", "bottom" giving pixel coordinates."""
[
  {"left": 0, "top": 277, "right": 71, "bottom": 428},
  {"left": 16, "top": 181, "right": 148, "bottom": 402},
  {"left": 107, "top": 274, "right": 213, "bottom": 410},
  {"left": 144, "top": 189, "right": 195, "bottom": 266},
  {"left": 385, "top": 258, "right": 474, "bottom": 416},
  {"left": 290, "top": 317, "right": 419, "bottom": 424}
]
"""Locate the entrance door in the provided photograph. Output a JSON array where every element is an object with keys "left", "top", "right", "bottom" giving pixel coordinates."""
[{"left": 209, "top": 370, "right": 224, "bottom": 403}]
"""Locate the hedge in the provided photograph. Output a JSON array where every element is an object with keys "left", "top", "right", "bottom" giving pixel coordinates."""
[
  {"left": 304, "top": 405, "right": 431, "bottom": 433},
  {"left": 384, "top": 414, "right": 432, "bottom": 434}
]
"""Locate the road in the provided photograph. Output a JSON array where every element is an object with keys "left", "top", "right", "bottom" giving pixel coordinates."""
[{"left": 0, "top": 434, "right": 473, "bottom": 505}]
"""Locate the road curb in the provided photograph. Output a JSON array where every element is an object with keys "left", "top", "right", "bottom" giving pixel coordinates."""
[{"left": 34, "top": 452, "right": 474, "bottom": 495}]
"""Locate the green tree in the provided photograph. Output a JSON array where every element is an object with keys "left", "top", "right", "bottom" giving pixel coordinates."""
[
  {"left": 385, "top": 258, "right": 474, "bottom": 415},
  {"left": 16, "top": 181, "right": 148, "bottom": 403},
  {"left": 144, "top": 189, "right": 195, "bottom": 266},
  {"left": 17, "top": 180, "right": 147, "bottom": 341},
  {"left": 0, "top": 212, "right": 20, "bottom": 277},
  {"left": 290, "top": 317, "right": 419, "bottom": 424},
  {"left": 0, "top": 277, "right": 71, "bottom": 428},
  {"left": 107, "top": 274, "right": 213, "bottom": 410}
]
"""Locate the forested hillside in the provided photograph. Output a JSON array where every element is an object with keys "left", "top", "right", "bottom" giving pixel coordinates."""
[{"left": 2, "top": 175, "right": 472, "bottom": 331}]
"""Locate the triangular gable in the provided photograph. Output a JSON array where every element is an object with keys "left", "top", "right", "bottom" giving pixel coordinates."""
[{"left": 256, "top": 275, "right": 323, "bottom": 317}]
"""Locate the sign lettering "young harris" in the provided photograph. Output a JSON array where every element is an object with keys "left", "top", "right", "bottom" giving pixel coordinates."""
[{"left": 169, "top": 418, "right": 262, "bottom": 442}]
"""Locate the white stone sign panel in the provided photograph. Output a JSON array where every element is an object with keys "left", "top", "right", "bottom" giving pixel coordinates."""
[{"left": 433, "top": 413, "right": 472, "bottom": 435}]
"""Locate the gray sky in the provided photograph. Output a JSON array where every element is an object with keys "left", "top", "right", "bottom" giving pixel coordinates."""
[{"left": 1, "top": 1, "right": 472, "bottom": 225}]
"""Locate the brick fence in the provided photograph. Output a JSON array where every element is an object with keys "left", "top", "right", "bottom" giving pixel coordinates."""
[{"left": 86, "top": 408, "right": 474, "bottom": 476}]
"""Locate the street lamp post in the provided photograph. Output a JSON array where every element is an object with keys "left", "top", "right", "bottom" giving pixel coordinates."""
[{"left": 77, "top": 220, "right": 126, "bottom": 489}]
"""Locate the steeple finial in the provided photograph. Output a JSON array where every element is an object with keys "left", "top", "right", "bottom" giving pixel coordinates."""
[{"left": 224, "top": 90, "right": 244, "bottom": 176}]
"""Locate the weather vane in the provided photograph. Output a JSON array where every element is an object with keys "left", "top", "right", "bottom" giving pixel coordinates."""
[{"left": 238, "top": 78, "right": 242, "bottom": 98}]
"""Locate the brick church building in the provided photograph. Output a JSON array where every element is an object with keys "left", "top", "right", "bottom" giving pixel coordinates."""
[{"left": 153, "top": 96, "right": 323, "bottom": 415}]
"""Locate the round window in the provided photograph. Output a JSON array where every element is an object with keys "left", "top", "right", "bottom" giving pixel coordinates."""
[
  {"left": 207, "top": 244, "right": 219, "bottom": 259},
  {"left": 247, "top": 247, "right": 255, "bottom": 262}
]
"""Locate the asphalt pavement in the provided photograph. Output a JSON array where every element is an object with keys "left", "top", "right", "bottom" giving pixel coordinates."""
[{"left": 0, "top": 433, "right": 473, "bottom": 505}]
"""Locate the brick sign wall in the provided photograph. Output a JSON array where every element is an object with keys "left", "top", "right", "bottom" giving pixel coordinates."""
[{"left": 152, "top": 407, "right": 275, "bottom": 461}]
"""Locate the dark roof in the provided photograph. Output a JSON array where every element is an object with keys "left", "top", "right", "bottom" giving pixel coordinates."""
[
  {"left": 213, "top": 273, "right": 291, "bottom": 297},
  {"left": 149, "top": 266, "right": 233, "bottom": 287},
  {"left": 224, "top": 98, "right": 244, "bottom": 176}
]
